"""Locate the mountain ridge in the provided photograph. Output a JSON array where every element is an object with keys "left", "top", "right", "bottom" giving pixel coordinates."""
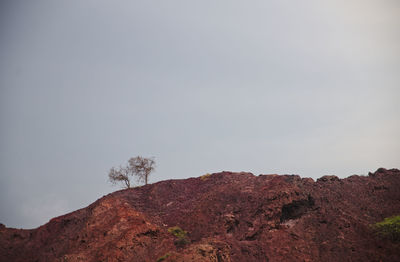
[{"left": 1, "top": 168, "right": 400, "bottom": 262}]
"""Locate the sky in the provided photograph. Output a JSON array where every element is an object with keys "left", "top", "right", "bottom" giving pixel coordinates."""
[{"left": 0, "top": 0, "right": 399, "bottom": 229}]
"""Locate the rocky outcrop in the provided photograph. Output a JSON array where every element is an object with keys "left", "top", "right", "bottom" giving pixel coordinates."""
[{"left": 1, "top": 168, "right": 400, "bottom": 261}]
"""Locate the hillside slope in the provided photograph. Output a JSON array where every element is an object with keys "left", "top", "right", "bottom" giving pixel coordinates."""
[{"left": 1, "top": 168, "right": 400, "bottom": 262}]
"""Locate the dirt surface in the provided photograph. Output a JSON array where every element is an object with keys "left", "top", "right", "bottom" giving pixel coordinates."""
[{"left": 1, "top": 168, "right": 400, "bottom": 262}]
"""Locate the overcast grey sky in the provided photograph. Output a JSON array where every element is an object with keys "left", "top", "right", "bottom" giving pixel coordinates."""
[{"left": 1, "top": 0, "right": 399, "bottom": 229}]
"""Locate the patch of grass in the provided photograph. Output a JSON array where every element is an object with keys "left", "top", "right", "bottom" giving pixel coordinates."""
[
  {"left": 200, "top": 173, "right": 211, "bottom": 181},
  {"left": 373, "top": 215, "right": 400, "bottom": 242},
  {"left": 168, "top": 226, "right": 187, "bottom": 239},
  {"left": 168, "top": 226, "right": 190, "bottom": 247},
  {"left": 156, "top": 253, "right": 170, "bottom": 262}
]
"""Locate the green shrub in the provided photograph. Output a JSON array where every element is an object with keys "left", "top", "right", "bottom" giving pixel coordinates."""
[
  {"left": 156, "top": 253, "right": 170, "bottom": 262},
  {"left": 373, "top": 215, "right": 400, "bottom": 241},
  {"left": 168, "top": 226, "right": 187, "bottom": 239},
  {"left": 168, "top": 226, "right": 189, "bottom": 247},
  {"left": 200, "top": 173, "right": 211, "bottom": 181}
]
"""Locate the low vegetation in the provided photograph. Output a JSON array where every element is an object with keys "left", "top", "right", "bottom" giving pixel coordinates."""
[
  {"left": 373, "top": 215, "right": 400, "bottom": 242},
  {"left": 200, "top": 173, "right": 211, "bottom": 181},
  {"left": 168, "top": 226, "right": 190, "bottom": 247},
  {"left": 156, "top": 253, "right": 170, "bottom": 262}
]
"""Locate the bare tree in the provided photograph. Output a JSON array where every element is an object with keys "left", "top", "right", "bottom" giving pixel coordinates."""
[
  {"left": 108, "top": 156, "right": 155, "bottom": 188},
  {"left": 108, "top": 166, "right": 131, "bottom": 188},
  {"left": 128, "top": 156, "right": 155, "bottom": 185}
]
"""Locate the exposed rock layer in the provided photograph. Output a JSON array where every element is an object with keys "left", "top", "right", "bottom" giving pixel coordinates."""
[{"left": 1, "top": 168, "right": 400, "bottom": 261}]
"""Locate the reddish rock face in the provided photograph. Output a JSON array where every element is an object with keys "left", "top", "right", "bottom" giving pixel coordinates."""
[{"left": 1, "top": 168, "right": 400, "bottom": 262}]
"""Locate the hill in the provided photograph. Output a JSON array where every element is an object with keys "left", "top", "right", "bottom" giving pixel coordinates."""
[{"left": 1, "top": 168, "right": 400, "bottom": 261}]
